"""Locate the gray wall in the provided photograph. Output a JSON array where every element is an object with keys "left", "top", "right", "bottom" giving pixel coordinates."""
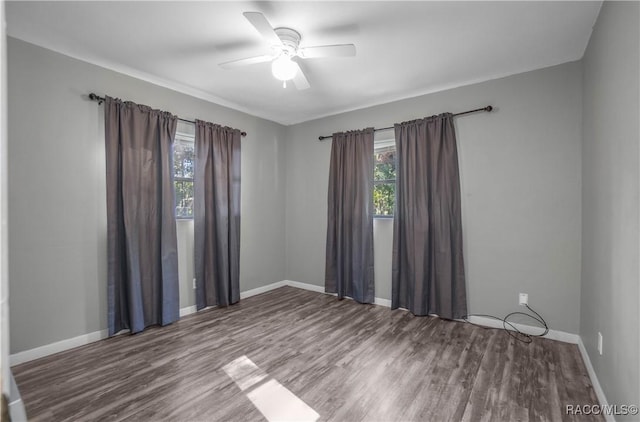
[
  {"left": 285, "top": 62, "right": 583, "bottom": 334},
  {"left": 7, "top": 37, "right": 287, "bottom": 353},
  {"left": 581, "top": 1, "right": 640, "bottom": 414}
]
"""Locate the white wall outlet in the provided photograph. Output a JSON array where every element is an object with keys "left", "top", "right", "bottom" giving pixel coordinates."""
[
  {"left": 192, "top": 278, "right": 197, "bottom": 289},
  {"left": 519, "top": 293, "right": 528, "bottom": 306},
  {"left": 597, "top": 332, "right": 603, "bottom": 355}
]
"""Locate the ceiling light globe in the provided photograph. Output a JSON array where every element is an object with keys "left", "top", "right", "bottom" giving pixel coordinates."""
[{"left": 271, "top": 55, "right": 298, "bottom": 81}]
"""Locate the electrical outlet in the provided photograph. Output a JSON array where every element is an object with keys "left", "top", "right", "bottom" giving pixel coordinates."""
[
  {"left": 597, "top": 332, "right": 603, "bottom": 355},
  {"left": 192, "top": 278, "right": 197, "bottom": 289},
  {"left": 519, "top": 293, "right": 528, "bottom": 306}
]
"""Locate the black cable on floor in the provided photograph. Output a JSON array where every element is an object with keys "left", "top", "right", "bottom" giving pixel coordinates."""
[{"left": 461, "top": 304, "right": 549, "bottom": 344}]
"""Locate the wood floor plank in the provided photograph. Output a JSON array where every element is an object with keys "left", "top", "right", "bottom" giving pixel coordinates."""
[{"left": 12, "top": 286, "right": 603, "bottom": 421}]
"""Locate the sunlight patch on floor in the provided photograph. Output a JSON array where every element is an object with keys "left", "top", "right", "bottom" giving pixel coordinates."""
[{"left": 223, "top": 355, "right": 320, "bottom": 422}]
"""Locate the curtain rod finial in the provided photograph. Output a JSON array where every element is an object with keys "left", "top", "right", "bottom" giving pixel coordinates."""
[
  {"left": 485, "top": 105, "right": 493, "bottom": 112},
  {"left": 89, "top": 93, "right": 103, "bottom": 105}
]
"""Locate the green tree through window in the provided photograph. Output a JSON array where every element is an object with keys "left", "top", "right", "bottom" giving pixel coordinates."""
[{"left": 374, "top": 142, "right": 396, "bottom": 216}]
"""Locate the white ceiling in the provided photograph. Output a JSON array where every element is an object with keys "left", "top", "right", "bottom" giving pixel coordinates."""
[{"left": 6, "top": 1, "right": 601, "bottom": 125}]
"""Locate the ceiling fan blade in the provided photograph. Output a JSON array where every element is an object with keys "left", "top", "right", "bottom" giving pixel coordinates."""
[
  {"left": 219, "top": 55, "right": 274, "bottom": 69},
  {"left": 243, "top": 12, "right": 283, "bottom": 47},
  {"left": 292, "top": 62, "right": 310, "bottom": 90},
  {"left": 298, "top": 44, "right": 356, "bottom": 59}
]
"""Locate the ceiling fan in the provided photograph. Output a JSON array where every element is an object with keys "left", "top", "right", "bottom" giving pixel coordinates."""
[{"left": 219, "top": 12, "right": 357, "bottom": 90}]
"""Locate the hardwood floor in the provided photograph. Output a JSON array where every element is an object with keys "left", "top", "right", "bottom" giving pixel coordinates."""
[{"left": 13, "top": 286, "right": 602, "bottom": 421}]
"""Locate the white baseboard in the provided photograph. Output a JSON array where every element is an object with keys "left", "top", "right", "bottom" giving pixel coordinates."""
[
  {"left": 466, "top": 316, "right": 580, "bottom": 344},
  {"left": 8, "top": 398, "right": 27, "bottom": 422},
  {"left": 10, "top": 305, "right": 215, "bottom": 365},
  {"left": 283, "top": 280, "right": 324, "bottom": 293},
  {"left": 241, "top": 280, "right": 288, "bottom": 299},
  {"left": 10, "top": 329, "right": 109, "bottom": 366},
  {"left": 179, "top": 305, "right": 197, "bottom": 317},
  {"left": 10, "top": 280, "right": 291, "bottom": 366},
  {"left": 577, "top": 337, "right": 613, "bottom": 421},
  {"left": 8, "top": 372, "right": 27, "bottom": 422},
  {"left": 374, "top": 297, "right": 392, "bottom": 307},
  {"left": 283, "top": 279, "right": 394, "bottom": 307}
]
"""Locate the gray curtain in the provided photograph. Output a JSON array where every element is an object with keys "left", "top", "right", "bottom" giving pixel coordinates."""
[
  {"left": 392, "top": 114, "right": 467, "bottom": 319},
  {"left": 325, "top": 128, "right": 375, "bottom": 303},
  {"left": 194, "top": 120, "right": 241, "bottom": 309},
  {"left": 105, "top": 96, "right": 180, "bottom": 336}
]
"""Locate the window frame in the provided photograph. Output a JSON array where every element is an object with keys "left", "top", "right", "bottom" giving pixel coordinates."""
[
  {"left": 173, "top": 130, "right": 195, "bottom": 220},
  {"left": 373, "top": 138, "right": 396, "bottom": 219}
]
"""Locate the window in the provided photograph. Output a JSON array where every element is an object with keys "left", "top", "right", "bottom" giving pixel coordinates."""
[
  {"left": 173, "top": 131, "right": 195, "bottom": 219},
  {"left": 374, "top": 139, "right": 396, "bottom": 217}
]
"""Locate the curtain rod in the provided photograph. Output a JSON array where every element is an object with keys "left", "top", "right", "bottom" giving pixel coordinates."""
[
  {"left": 88, "top": 93, "right": 247, "bottom": 137},
  {"left": 317, "top": 105, "right": 493, "bottom": 141}
]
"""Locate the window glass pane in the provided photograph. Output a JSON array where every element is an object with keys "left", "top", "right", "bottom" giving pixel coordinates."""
[
  {"left": 374, "top": 148, "right": 395, "bottom": 182},
  {"left": 373, "top": 142, "right": 396, "bottom": 217},
  {"left": 175, "top": 180, "right": 194, "bottom": 218},
  {"left": 374, "top": 182, "right": 395, "bottom": 216},
  {"left": 174, "top": 139, "right": 195, "bottom": 179}
]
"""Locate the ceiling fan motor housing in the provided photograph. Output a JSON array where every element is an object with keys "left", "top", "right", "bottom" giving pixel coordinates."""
[{"left": 274, "top": 28, "right": 301, "bottom": 55}]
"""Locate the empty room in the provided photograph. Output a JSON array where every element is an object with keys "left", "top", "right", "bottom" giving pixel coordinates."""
[{"left": 0, "top": 1, "right": 638, "bottom": 421}]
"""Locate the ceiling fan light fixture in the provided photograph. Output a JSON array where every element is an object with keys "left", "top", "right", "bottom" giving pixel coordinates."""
[{"left": 271, "top": 55, "right": 298, "bottom": 82}]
